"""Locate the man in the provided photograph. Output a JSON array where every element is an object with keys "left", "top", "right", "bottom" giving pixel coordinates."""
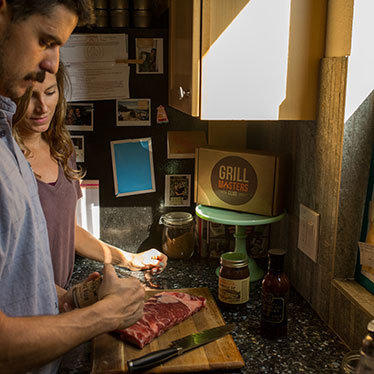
[{"left": 0, "top": 1, "right": 145, "bottom": 373}]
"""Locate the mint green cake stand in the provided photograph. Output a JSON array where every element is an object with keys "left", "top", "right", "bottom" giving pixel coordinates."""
[{"left": 195, "top": 204, "right": 286, "bottom": 282}]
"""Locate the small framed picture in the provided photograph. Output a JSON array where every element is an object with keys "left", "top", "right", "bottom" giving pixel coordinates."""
[
  {"left": 71, "top": 135, "right": 84, "bottom": 163},
  {"left": 116, "top": 98, "right": 151, "bottom": 126},
  {"left": 111, "top": 137, "right": 156, "bottom": 197},
  {"left": 136, "top": 38, "right": 163, "bottom": 74},
  {"left": 165, "top": 174, "right": 191, "bottom": 207},
  {"left": 66, "top": 103, "right": 94, "bottom": 131}
]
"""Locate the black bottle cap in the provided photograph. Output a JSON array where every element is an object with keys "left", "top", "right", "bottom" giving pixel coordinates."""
[{"left": 268, "top": 249, "right": 286, "bottom": 271}]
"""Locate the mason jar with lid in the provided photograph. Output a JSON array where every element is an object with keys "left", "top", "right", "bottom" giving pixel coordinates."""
[
  {"left": 219, "top": 252, "right": 250, "bottom": 306},
  {"left": 159, "top": 212, "right": 194, "bottom": 259}
]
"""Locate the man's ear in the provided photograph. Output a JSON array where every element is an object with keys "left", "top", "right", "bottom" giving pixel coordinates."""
[
  {"left": 0, "top": 0, "right": 6, "bottom": 12},
  {"left": 0, "top": 0, "right": 10, "bottom": 28},
  {"left": 0, "top": 0, "right": 9, "bottom": 19}
]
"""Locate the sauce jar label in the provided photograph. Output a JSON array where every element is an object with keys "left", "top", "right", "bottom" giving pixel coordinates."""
[
  {"left": 218, "top": 276, "right": 250, "bottom": 304},
  {"left": 261, "top": 291, "right": 286, "bottom": 323}
]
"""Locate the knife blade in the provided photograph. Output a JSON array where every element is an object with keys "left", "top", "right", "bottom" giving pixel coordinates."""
[{"left": 127, "top": 323, "right": 236, "bottom": 372}]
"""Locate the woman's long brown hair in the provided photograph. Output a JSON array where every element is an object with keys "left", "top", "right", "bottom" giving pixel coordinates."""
[{"left": 12, "top": 62, "right": 85, "bottom": 181}]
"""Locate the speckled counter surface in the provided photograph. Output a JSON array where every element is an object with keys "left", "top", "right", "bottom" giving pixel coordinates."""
[{"left": 59, "top": 256, "right": 349, "bottom": 374}]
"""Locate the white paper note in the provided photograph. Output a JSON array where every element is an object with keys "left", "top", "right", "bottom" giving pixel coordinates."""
[
  {"left": 61, "top": 34, "right": 130, "bottom": 101},
  {"left": 358, "top": 241, "right": 374, "bottom": 267}
]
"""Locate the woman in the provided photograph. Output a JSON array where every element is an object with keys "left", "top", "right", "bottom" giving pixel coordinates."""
[{"left": 13, "top": 62, "right": 167, "bottom": 290}]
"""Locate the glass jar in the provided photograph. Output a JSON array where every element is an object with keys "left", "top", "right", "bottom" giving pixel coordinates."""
[
  {"left": 159, "top": 212, "right": 194, "bottom": 259},
  {"left": 341, "top": 351, "right": 360, "bottom": 373},
  {"left": 218, "top": 252, "right": 250, "bottom": 306}
]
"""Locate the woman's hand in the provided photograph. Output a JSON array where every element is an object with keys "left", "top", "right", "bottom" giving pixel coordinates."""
[{"left": 128, "top": 249, "right": 168, "bottom": 273}]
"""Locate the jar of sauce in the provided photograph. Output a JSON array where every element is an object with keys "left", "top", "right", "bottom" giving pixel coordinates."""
[
  {"left": 159, "top": 212, "right": 194, "bottom": 259},
  {"left": 218, "top": 252, "right": 250, "bottom": 306}
]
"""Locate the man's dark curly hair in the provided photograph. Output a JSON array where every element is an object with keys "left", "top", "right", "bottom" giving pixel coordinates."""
[{"left": 6, "top": 0, "right": 95, "bottom": 26}]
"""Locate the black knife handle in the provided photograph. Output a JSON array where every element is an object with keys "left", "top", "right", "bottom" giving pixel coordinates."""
[{"left": 127, "top": 347, "right": 180, "bottom": 372}]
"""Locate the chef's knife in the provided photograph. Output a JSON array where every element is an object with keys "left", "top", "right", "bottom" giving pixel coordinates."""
[{"left": 127, "top": 323, "right": 236, "bottom": 372}]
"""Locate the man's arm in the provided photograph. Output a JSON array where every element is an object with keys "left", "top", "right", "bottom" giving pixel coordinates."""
[{"left": 0, "top": 264, "right": 145, "bottom": 374}]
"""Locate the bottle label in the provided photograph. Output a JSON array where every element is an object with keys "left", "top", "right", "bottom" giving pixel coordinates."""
[
  {"left": 218, "top": 276, "right": 250, "bottom": 304},
  {"left": 72, "top": 277, "right": 101, "bottom": 308},
  {"left": 261, "top": 291, "right": 286, "bottom": 323}
]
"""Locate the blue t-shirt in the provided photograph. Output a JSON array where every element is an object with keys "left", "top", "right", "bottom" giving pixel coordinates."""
[{"left": 0, "top": 95, "right": 60, "bottom": 374}]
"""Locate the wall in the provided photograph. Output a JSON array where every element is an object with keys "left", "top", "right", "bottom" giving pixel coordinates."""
[
  {"left": 244, "top": 0, "right": 374, "bottom": 350},
  {"left": 79, "top": 2, "right": 374, "bottom": 350},
  {"left": 73, "top": 24, "right": 208, "bottom": 252},
  {"left": 96, "top": 106, "right": 207, "bottom": 252},
  {"left": 245, "top": 60, "right": 374, "bottom": 349}
]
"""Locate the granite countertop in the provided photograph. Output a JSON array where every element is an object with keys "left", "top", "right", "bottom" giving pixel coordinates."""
[{"left": 59, "top": 256, "right": 349, "bottom": 374}]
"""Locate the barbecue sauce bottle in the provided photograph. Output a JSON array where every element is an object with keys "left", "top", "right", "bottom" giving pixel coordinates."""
[{"left": 260, "top": 249, "right": 289, "bottom": 339}]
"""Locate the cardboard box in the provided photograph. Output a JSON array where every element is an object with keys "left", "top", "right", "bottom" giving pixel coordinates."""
[{"left": 194, "top": 146, "right": 286, "bottom": 216}]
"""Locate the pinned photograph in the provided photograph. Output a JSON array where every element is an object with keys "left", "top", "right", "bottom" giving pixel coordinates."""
[
  {"left": 116, "top": 98, "right": 151, "bottom": 126},
  {"left": 66, "top": 103, "right": 94, "bottom": 131},
  {"left": 165, "top": 174, "right": 191, "bottom": 207},
  {"left": 71, "top": 135, "right": 84, "bottom": 163},
  {"left": 136, "top": 38, "right": 163, "bottom": 74}
]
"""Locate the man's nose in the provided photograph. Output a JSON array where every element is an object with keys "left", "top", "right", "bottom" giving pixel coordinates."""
[{"left": 40, "top": 48, "right": 60, "bottom": 75}]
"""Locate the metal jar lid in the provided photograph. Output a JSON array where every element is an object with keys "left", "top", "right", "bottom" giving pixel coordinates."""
[
  {"left": 159, "top": 212, "right": 193, "bottom": 226},
  {"left": 132, "top": 9, "right": 152, "bottom": 28},
  {"left": 110, "top": 9, "right": 130, "bottom": 27},
  {"left": 94, "top": 9, "right": 109, "bottom": 27},
  {"left": 110, "top": 0, "right": 129, "bottom": 9},
  {"left": 133, "top": 0, "right": 151, "bottom": 10},
  {"left": 220, "top": 252, "right": 248, "bottom": 268},
  {"left": 94, "top": 0, "right": 108, "bottom": 9}
]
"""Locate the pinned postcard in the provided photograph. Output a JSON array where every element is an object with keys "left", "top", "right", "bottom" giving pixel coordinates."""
[
  {"left": 136, "top": 38, "right": 163, "bottom": 74},
  {"left": 71, "top": 135, "right": 84, "bottom": 163},
  {"left": 111, "top": 138, "right": 156, "bottom": 197},
  {"left": 66, "top": 103, "right": 94, "bottom": 131},
  {"left": 165, "top": 174, "right": 191, "bottom": 207},
  {"left": 116, "top": 98, "right": 151, "bottom": 126}
]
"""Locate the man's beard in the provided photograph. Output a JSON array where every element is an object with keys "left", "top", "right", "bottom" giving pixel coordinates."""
[
  {"left": 0, "top": 30, "right": 45, "bottom": 100},
  {"left": 0, "top": 42, "right": 19, "bottom": 99}
]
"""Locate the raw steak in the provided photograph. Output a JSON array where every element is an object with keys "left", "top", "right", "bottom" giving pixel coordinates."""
[{"left": 117, "top": 291, "right": 206, "bottom": 348}]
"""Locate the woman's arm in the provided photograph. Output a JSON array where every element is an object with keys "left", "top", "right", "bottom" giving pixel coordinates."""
[{"left": 75, "top": 224, "right": 167, "bottom": 272}]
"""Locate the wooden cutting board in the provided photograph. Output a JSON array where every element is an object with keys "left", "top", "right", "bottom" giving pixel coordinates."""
[{"left": 91, "top": 287, "right": 244, "bottom": 373}]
